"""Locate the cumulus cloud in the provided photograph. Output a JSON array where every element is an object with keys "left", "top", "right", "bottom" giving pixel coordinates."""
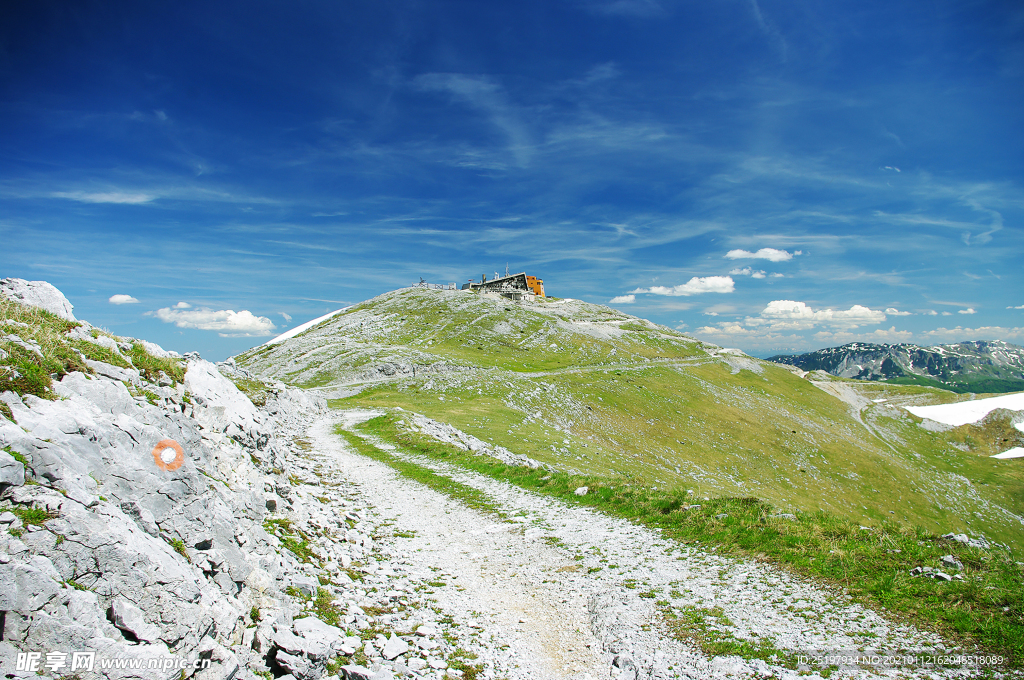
[
  {"left": 609, "top": 294, "right": 635, "bottom": 304},
  {"left": 958, "top": 308, "right": 977, "bottom": 314},
  {"left": 754, "top": 300, "right": 886, "bottom": 328},
  {"left": 631, "top": 276, "right": 735, "bottom": 297},
  {"left": 151, "top": 306, "right": 277, "bottom": 337},
  {"left": 724, "top": 248, "right": 794, "bottom": 262},
  {"left": 729, "top": 267, "right": 766, "bottom": 278},
  {"left": 884, "top": 307, "right": 912, "bottom": 316},
  {"left": 108, "top": 294, "right": 139, "bottom": 305},
  {"left": 942, "top": 311, "right": 953, "bottom": 316}
]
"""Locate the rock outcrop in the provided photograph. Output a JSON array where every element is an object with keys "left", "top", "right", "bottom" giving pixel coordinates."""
[
  {"left": 1, "top": 278, "right": 76, "bottom": 322},
  {"left": 0, "top": 344, "right": 327, "bottom": 680}
]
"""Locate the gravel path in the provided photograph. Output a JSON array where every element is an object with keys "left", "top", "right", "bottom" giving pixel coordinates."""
[{"left": 311, "top": 409, "right": 964, "bottom": 680}]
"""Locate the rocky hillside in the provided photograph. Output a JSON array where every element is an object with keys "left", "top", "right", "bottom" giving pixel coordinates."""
[
  {"left": 0, "top": 281, "right": 516, "bottom": 680},
  {"left": 767, "top": 340, "right": 1024, "bottom": 394},
  {"left": 238, "top": 287, "right": 1024, "bottom": 551}
]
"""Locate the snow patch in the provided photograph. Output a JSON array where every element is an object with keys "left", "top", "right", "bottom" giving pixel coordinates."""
[
  {"left": 905, "top": 392, "right": 1024, "bottom": 427},
  {"left": 264, "top": 306, "right": 350, "bottom": 346}
]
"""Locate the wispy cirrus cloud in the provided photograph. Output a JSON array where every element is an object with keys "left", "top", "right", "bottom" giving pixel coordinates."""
[
  {"left": 414, "top": 73, "right": 532, "bottom": 167},
  {"left": 52, "top": 191, "right": 156, "bottom": 204},
  {"left": 724, "top": 248, "right": 798, "bottom": 262}
]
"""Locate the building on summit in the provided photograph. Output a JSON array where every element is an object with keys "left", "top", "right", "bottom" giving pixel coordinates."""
[{"left": 461, "top": 272, "right": 545, "bottom": 301}]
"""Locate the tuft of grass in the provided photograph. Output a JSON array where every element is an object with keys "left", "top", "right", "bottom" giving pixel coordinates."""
[
  {"left": 312, "top": 587, "right": 341, "bottom": 626},
  {"left": 353, "top": 412, "right": 1024, "bottom": 667},
  {"left": 250, "top": 605, "right": 261, "bottom": 623},
  {"left": 7, "top": 505, "right": 57, "bottom": 526},
  {"left": 128, "top": 343, "right": 184, "bottom": 383},
  {"left": 232, "top": 378, "right": 269, "bottom": 407},
  {"left": 666, "top": 605, "right": 797, "bottom": 669},
  {"left": 166, "top": 536, "right": 191, "bottom": 563},
  {"left": 4, "top": 446, "right": 29, "bottom": 467}
]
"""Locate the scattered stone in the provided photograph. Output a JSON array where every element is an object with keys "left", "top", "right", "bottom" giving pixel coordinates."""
[
  {"left": 574, "top": 486, "right": 589, "bottom": 496},
  {"left": 942, "top": 533, "right": 991, "bottom": 550},
  {"left": 940, "top": 555, "right": 964, "bottom": 572},
  {"left": 381, "top": 632, "right": 410, "bottom": 660}
]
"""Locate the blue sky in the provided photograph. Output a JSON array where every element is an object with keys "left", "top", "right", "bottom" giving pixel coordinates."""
[{"left": 2, "top": 0, "right": 1022, "bottom": 360}]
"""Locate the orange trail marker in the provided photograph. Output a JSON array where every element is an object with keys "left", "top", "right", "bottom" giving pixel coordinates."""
[{"left": 152, "top": 439, "right": 185, "bottom": 471}]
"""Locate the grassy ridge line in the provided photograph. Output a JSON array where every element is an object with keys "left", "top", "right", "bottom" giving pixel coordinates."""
[{"left": 344, "top": 412, "right": 1024, "bottom": 668}]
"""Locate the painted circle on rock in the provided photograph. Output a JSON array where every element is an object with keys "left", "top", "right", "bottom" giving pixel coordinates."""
[{"left": 152, "top": 439, "right": 185, "bottom": 471}]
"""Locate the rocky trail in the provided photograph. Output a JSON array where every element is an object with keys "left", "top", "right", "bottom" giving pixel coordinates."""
[{"left": 285, "top": 409, "right": 962, "bottom": 680}]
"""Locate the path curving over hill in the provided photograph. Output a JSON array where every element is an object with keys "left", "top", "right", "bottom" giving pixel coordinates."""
[{"left": 312, "top": 409, "right": 962, "bottom": 680}]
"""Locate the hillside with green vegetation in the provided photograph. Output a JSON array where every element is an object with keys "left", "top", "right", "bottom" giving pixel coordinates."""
[{"left": 237, "top": 287, "right": 1024, "bottom": 551}]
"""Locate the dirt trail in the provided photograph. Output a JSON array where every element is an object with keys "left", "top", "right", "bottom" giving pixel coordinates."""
[{"left": 310, "top": 409, "right": 960, "bottom": 680}]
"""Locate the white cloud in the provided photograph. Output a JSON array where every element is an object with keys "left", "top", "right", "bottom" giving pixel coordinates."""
[
  {"left": 173, "top": 301, "right": 191, "bottom": 309},
  {"left": 152, "top": 307, "right": 276, "bottom": 337},
  {"left": 632, "top": 276, "right": 735, "bottom": 297},
  {"left": 742, "top": 300, "right": 886, "bottom": 331},
  {"left": 924, "top": 310, "right": 938, "bottom": 315},
  {"left": 703, "top": 311, "right": 719, "bottom": 316},
  {"left": 724, "top": 248, "right": 794, "bottom": 262},
  {"left": 1007, "top": 305, "right": 1024, "bottom": 310},
  {"left": 280, "top": 312, "right": 293, "bottom": 321},
  {"left": 942, "top": 311, "right": 953, "bottom": 316},
  {"left": 884, "top": 307, "right": 912, "bottom": 316},
  {"left": 609, "top": 294, "right": 635, "bottom": 304},
  {"left": 921, "top": 326, "right": 1024, "bottom": 342},
  {"left": 729, "top": 267, "right": 766, "bottom": 278},
  {"left": 958, "top": 308, "right": 977, "bottom": 315},
  {"left": 813, "top": 327, "right": 914, "bottom": 344},
  {"left": 108, "top": 294, "right": 139, "bottom": 305},
  {"left": 769, "top": 273, "right": 784, "bottom": 278},
  {"left": 52, "top": 191, "right": 155, "bottom": 204}
]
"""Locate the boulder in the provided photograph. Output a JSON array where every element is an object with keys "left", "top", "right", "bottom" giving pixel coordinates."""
[
  {"left": 0, "top": 278, "right": 76, "bottom": 321},
  {"left": 109, "top": 597, "right": 162, "bottom": 643},
  {"left": 0, "top": 448, "right": 25, "bottom": 490},
  {"left": 381, "top": 632, "right": 409, "bottom": 660}
]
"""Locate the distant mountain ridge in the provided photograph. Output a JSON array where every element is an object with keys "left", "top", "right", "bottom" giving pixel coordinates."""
[{"left": 767, "top": 340, "right": 1024, "bottom": 393}]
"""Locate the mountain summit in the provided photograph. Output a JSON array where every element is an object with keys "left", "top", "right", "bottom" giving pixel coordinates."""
[{"left": 768, "top": 340, "right": 1024, "bottom": 394}]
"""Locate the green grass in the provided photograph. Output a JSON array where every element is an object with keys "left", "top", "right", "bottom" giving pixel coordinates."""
[
  {"left": 0, "top": 295, "right": 185, "bottom": 399},
  {"left": 335, "top": 427, "right": 507, "bottom": 518},
  {"left": 6, "top": 505, "right": 58, "bottom": 525},
  {"left": 349, "top": 412, "right": 1024, "bottom": 667}
]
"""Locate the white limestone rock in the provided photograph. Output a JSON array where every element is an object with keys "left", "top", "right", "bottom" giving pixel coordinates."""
[{"left": 0, "top": 278, "right": 76, "bottom": 321}]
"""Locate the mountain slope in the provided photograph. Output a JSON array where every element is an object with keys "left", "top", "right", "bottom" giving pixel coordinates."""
[
  {"left": 237, "top": 287, "right": 1024, "bottom": 550},
  {"left": 768, "top": 341, "right": 1024, "bottom": 394}
]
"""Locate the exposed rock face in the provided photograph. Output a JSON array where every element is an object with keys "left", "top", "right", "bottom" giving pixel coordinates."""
[
  {"left": 1, "top": 278, "right": 76, "bottom": 321},
  {"left": 0, "top": 352, "right": 326, "bottom": 680}
]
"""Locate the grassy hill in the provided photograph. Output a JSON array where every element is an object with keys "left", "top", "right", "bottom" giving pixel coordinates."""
[{"left": 237, "top": 287, "right": 1024, "bottom": 551}]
